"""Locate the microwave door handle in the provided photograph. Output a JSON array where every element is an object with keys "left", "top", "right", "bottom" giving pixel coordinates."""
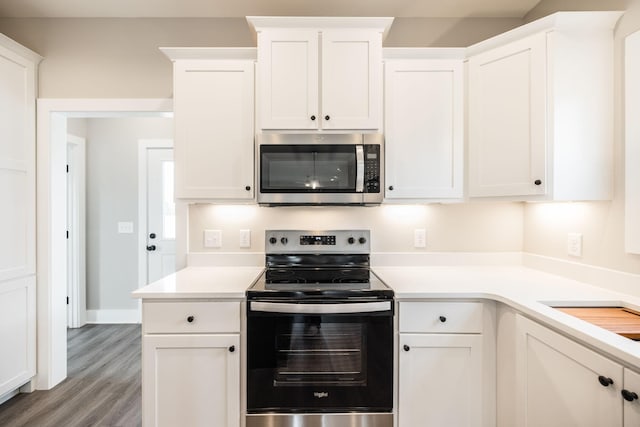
[
  {"left": 250, "top": 301, "right": 391, "bottom": 314},
  {"left": 355, "top": 145, "right": 365, "bottom": 193}
]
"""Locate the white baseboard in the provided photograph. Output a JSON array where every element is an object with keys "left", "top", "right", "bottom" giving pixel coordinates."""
[{"left": 86, "top": 309, "right": 140, "bottom": 324}]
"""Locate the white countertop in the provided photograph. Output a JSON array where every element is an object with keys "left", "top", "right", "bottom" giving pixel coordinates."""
[
  {"left": 131, "top": 266, "right": 264, "bottom": 299},
  {"left": 132, "top": 263, "right": 640, "bottom": 368},
  {"left": 374, "top": 265, "right": 640, "bottom": 368}
]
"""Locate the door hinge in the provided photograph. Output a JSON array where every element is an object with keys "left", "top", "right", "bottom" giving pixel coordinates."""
[
  {"left": 66, "top": 230, "right": 69, "bottom": 239},
  {"left": 66, "top": 164, "right": 69, "bottom": 173},
  {"left": 66, "top": 297, "right": 69, "bottom": 305}
]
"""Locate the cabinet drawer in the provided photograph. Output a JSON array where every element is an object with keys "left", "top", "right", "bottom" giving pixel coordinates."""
[
  {"left": 143, "top": 301, "right": 241, "bottom": 334},
  {"left": 399, "top": 302, "right": 483, "bottom": 333}
]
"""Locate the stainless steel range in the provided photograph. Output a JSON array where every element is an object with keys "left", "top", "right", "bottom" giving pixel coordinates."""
[{"left": 246, "top": 230, "right": 394, "bottom": 427}]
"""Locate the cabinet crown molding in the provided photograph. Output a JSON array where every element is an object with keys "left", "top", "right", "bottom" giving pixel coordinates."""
[
  {"left": 160, "top": 47, "right": 257, "bottom": 61},
  {"left": 383, "top": 47, "right": 465, "bottom": 60},
  {"left": 466, "top": 11, "right": 623, "bottom": 57},
  {"left": 246, "top": 16, "right": 394, "bottom": 40}
]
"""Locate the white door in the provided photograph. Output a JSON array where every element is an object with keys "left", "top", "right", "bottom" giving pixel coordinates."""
[{"left": 146, "top": 148, "right": 175, "bottom": 284}]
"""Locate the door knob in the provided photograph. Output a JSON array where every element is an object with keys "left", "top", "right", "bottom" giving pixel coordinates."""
[
  {"left": 146, "top": 245, "right": 156, "bottom": 251},
  {"left": 149, "top": 233, "right": 156, "bottom": 239}
]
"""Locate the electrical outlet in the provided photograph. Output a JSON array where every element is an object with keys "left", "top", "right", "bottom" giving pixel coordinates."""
[
  {"left": 204, "top": 229, "right": 222, "bottom": 248},
  {"left": 414, "top": 229, "right": 427, "bottom": 248},
  {"left": 567, "top": 233, "right": 583, "bottom": 257},
  {"left": 239, "top": 229, "right": 251, "bottom": 248}
]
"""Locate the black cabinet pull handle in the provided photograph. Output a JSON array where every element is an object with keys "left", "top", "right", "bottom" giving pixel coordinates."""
[
  {"left": 598, "top": 375, "right": 614, "bottom": 387},
  {"left": 187, "top": 316, "right": 194, "bottom": 323},
  {"left": 388, "top": 185, "right": 394, "bottom": 191},
  {"left": 229, "top": 345, "right": 236, "bottom": 353},
  {"left": 245, "top": 185, "right": 251, "bottom": 191},
  {"left": 146, "top": 245, "right": 156, "bottom": 251},
  {"left": 439, "top": 316, "right": 447, "bottom": 323},
  {"left": 403, "top": 345, "right": 410, "bottom": 352},
  {"left": 310, "top": 115, "right": 316, "bottom": 121},
  {"left": 324, "top": 115, "right": 330, "bottom": 121},
  {"left": 534, "top": 179, "right": 542, "bottom": 186},
  {"left": 622, "top": 389, "right": 639, "bottom": 401}
]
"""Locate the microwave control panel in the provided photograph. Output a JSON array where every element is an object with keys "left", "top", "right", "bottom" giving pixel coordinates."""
[{"left": 364, "top": 145, "right": 380, "bottom": 193}]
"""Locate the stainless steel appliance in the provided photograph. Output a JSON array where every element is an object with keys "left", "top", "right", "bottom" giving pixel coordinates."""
[
  {"left": 257, "top": 134, "right": 384, "bottom": 205},
  {"left": 246, "top": 230, "right": 394, "bottom": 427}
]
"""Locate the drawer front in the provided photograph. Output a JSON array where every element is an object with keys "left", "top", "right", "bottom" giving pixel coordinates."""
[
  {"left": 143, "top": 301, "right": 241, "bottom": 334},
  {"left": 399, "top": 302, "right": 483, "bottom": 333}
]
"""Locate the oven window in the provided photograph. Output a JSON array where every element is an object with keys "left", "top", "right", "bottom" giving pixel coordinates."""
[
  {"left": 275, "top": 322, "right": 365, "bottom": 387},
  {"left": 260, "top": 145, "right": 356, "bottom": 192}
]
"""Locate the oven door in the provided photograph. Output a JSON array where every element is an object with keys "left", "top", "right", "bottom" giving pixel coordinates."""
[{"left": 246, "top": 300, "right": 393, "bottom": 413}]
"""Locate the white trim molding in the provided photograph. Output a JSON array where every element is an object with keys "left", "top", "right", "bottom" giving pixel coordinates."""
[
  {"left": 36, "top": 98, "right": 173, "bottom": 390},
  {"left": 86, "top": 309, "right": 140, "bottom": 324}
]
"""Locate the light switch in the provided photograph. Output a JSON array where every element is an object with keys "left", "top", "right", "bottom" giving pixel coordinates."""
[
  {"left": 204, "top": 230, "right": 222, "bottom": 248},
  {"left": 118, "top": 222, "right": 134, "bottom": 234},
  {"left": 239, "top": 229, "right": 251, "bottom": 248}
]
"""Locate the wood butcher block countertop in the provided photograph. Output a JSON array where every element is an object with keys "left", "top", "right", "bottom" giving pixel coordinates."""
[{"left": 554, "top": 307, "right": 640, "bottom": 340}]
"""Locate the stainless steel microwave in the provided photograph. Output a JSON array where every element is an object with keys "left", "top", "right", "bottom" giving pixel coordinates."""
[{"left": 257, "top": 134, "right": 384, "bottom": 205}]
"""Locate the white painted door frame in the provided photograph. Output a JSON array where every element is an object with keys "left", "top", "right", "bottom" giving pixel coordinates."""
[
  {"left": 66, "top": 134, "right": 86, "bottom": 329},
  {"left": 36, "top": 99, "right": 183, "bottom": 390}
]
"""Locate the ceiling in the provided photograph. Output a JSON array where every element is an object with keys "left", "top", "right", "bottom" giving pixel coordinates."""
[{"left": 0, "top": 0, "right": 544, "bottom": 19}]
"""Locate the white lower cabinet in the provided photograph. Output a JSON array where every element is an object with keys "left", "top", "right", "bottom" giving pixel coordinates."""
[
  {"left": 515, "top": 314, "right": 625, "bottom": 427},
  {"left": 398, "top": 301, "right": 491, "bottom": 427},
  {"left": 141, "top": 301, "right": 241, "bottom": 427},
  {"left": 623, "top": 368, "right": 640, "bottom": 427}
]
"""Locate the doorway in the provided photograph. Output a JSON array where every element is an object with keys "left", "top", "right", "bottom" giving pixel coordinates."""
[{"left": 37, "top": 99, "right": 181, "bottom": 390}]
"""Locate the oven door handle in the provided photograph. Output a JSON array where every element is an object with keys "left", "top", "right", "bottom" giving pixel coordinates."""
[
  {"left": 250, "top": 301, "right": 392, "bottom": 314},
  {"left": 355, "top": 145, "right": 365, "bottom": 193}
]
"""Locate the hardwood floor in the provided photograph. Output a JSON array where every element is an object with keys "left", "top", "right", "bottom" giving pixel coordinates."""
[{"left": 0, "top": 324, "right": 141, "bottom": 427}]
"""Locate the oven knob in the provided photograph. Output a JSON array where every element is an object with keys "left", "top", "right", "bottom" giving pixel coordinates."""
[
  {"left": 348, "top": 237, "right": 355, "bottom": 244},
  {"left": 359, "top": 237, "right": 367, "bottom": 244},
  {"left": 269, "top": 237, "right": 277, "bottom": 245},
  {"left": 281, "top": 237, "right": 288, "bottom": 245}
]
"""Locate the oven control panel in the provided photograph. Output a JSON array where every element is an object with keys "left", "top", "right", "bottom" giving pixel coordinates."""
[{"left": 266, "top": 230, "right": 370, "bottom": 254}]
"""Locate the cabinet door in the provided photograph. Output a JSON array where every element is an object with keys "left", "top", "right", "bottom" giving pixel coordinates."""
[
  {"left": 515, "top": 315, "right": 622, "bottom": 427},
  {"left": 624, "top": 368, "right": 640, "bottom": 427},
  {"left": 0, "top": 277, "right": 36, "bottom": 396},
  {"left": 468, "top": 32, "right": 547, "bottom": 197},
  {"left": 174, "top": 60, "right": 254, "bottom": 199},
  {"left": 322, "top": 30, "right": 382, "bottom": 130},
  {"left": 257, "top": 30, "right": 319, "bottom": 130},
  {"left": 398, "top": 334, "right": 483, "bottom": 427},
  {"left": 142, "top": 334, "right": 240, "bottom": 427},
  {"left": 385, "top": 59, "right": 463, "bottom": 199}
]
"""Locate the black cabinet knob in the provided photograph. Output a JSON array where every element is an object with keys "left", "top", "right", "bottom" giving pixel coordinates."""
[
  {"left": 245, "top": 185, "right": 251, "bottom": 191},
  {"left": 388, "top": 185, "right": 394, "bottom": 191},
  {"left": 403, "top": 345, "right": 410, "bottom": 352},
  {"left": 534, "top": 179, "right": 542, "bottom": 186},
  {"left": 187, "top": 316, "right": 194, "bottom": 323},
  {"left": 324, "top": 115, "right": 330, "bottom": 121},
  {"left": 598, "top": 375, "right": 614, "bottom": 387},
  {"left": 146, "top": 245, "right": 156, "bottom": 251},
  {"left": 439, "top": 316, "right": 447, "bottom": 323},
  {"left": 310, "top": 115, "right": 316, "bottom": 121},
  {"left": 149, "top": 233, "right": 156, "bottom": 239},
  {"left": 622, "top": 389, "right": 639, "bottom": 401},
  {"left": 229, "top": 345, "right": 236, "bottom": 353}
]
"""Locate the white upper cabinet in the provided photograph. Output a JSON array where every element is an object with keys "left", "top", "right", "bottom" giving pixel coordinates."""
[
  {"left": 384, "top": 50, "right": 464, "bottom": 200},
  {"left": 249, "top": 17, "right": 392, "bottom": 131},
  {"left": 163, "top": 49, "right": 256, "bottom": 201},
  {"left": 467, "top": 12, "right": 622, "bottom": 201}
]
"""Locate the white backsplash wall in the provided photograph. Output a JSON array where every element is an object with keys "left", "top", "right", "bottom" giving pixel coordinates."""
[{"left": 188, "top": 202, "right": 524, "bottom": 254}]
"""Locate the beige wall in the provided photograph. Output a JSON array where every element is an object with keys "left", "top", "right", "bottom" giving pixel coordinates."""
[
  {"left": 522, "top": 0, "right": 640, "bottom": 274},
  {"left": 0, "top": 17, "right": 522, "bottom": 98}
]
